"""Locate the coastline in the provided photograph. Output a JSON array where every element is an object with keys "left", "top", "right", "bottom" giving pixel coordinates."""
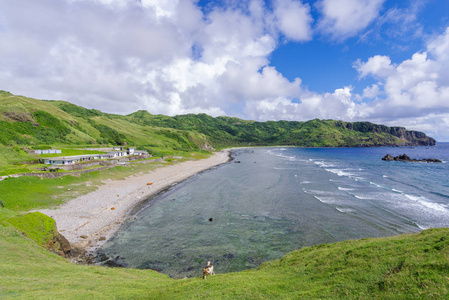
[{"left": 38, "top": 149, "right": 232, "bottom": 253}]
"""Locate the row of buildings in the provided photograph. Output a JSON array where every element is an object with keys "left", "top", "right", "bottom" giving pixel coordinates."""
[{"left": 43, "top": 147, "right": 149, "bottom": 165}]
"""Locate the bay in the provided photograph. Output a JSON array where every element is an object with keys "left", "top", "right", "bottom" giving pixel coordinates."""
[{"left": 96, "top": 143, "right": 449, "bottom": 278}]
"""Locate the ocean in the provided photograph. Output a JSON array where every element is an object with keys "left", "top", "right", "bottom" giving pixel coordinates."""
[{"left": 96, "top": 143, "right": 449, "bottom": 278}]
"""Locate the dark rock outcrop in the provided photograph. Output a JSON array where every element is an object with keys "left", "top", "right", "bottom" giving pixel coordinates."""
[
  {"left": 346, "top": 122, "right": 436, "bottom": 146},
  {"left": 382, "top": 154, "right": 442, "bottom": 163}
]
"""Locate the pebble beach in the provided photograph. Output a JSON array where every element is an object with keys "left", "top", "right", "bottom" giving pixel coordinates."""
[{"left": 38, "top": 150, "right": 231, "bottom": 252}]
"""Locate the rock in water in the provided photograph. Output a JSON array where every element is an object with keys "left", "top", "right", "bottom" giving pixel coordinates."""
[
  {"left": 382, "top": 154, "right": 442, "bottom": 163},
  {"left": 382, "top": 154, "right": 394, "bottom": 161}
]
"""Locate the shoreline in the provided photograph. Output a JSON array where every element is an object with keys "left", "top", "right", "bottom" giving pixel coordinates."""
[{"left": 38, "top": 149, "right": 232, "bottom": 253}]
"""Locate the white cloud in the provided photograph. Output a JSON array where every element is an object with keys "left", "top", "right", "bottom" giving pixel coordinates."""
[
  {"left": 272, "top": 0, "right": 313, "bottom": 41},
  {"left": 353, "top": 26, "right": 449, "bottom": 140},
  {"left": 1, "top": 0, "right": 448, "bottom": 142},
  {"left": 0, "top": 0, "right": 318, "bottom": 118},
  {"left": 354, "top": 55, "right": 395, "bottom": 79},
  {"left": 244, "top": 86, "right": 363, "bottom": 122},
  {"left": 317, "top": 0, "right": 385, "bottom": 40},
  {"left": 362, "top": 84, "right": 380, "bottom": 99}
]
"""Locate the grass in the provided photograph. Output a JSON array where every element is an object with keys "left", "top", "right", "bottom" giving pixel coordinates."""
[
  {"left": 1, "top": 217, "right": 448, "bottom": 299},
  {"left": 0, "top": 150, "right": 208, "bottom": 212},
  {"left": 6, "top": 212, "right": 59, "bottom": 246},
  {"left": 0, "top": 145, "right": 447, "bottom": 298}
]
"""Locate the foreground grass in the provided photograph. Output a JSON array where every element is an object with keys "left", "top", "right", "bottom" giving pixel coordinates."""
[
  {"left": 1, "top": 220, "right": 448, "bottom": 299},
  {"left": 1, "top": 147, "right": 447, "bottom": 298}
]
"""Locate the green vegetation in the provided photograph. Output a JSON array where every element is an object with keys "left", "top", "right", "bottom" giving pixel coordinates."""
[
  {"left": 0, "top": 91, "right": 436, "bottom": 152},
  {"left": 1, "top": 216, "right": 448, "bottom": 298},
  {"left": 7, "top": 212, "right": 58, "bottom": 246},
  {"left": 0, "top": 90, "right": 445, "bottom": 298},
  {"left": 0, "top": 155, "right": 186, "bottom": 211}
]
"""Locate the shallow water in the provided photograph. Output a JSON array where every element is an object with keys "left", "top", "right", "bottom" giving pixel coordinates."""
[{"left": 97, "top": 144, "right": 449, "bottom": 278}]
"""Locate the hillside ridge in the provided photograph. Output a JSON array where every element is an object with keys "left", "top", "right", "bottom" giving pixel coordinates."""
[{"left": 0, "top": 91, "right": 436, "bottom": 148}]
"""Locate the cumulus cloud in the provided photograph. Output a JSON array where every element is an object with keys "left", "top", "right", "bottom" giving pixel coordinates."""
[
  {"left": 353, "top": 55, "right": 395, "bottom": 79},
  {"left": 353, "top": 26, "right": 449, "bottom": 140},
  {"left": 241, "top": 25, "right": 449, "bottom": 140},
  {"left": 0, "top": 0, "right": 313, "bottom": 117},
  {"left": 317, "top": 0, "right": 385, "bottom": 40},
  {"left": 0, "top": 1, "right": 448, "bottom": 141},
  {"left": 244, "top": 86, "right": 363, "bottom": 122},
  {"left": 272, "top": 0, "right": 313, "bottom": 41}
]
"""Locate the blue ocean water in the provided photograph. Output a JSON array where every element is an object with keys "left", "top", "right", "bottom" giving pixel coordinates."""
[{"left": 97, "top": 143, "right": 449, "bottom": 278}]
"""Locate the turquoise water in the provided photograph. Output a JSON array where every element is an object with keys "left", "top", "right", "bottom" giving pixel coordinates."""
[{"left": 96, "top": 144, "right": 449, "bottom": 278}]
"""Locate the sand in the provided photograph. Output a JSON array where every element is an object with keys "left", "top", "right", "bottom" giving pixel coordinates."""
[{"left": 38, "top": 150, "right": 231, "bottom": 251}]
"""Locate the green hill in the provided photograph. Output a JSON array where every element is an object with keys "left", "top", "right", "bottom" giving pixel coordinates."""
[
  {"left": 0, "top": 91, "right": 446, "bottom": 298},
  {"left": 0, "top": 90, "right": 436, "bottom": 151},
  {"left": 1, "top": 213, "right": 448, "bottom": 298}
]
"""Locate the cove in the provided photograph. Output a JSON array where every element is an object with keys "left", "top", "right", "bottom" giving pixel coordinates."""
[{"left": 95, "top": 146, "right": 449, "bottom": 278}]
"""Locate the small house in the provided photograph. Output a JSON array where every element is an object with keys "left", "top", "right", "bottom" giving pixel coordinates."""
[{"left": 128, "top": 147, "right": 136, "bottom": 155}]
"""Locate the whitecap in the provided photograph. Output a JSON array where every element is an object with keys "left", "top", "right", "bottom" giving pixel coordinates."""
[
  {"left": 336, "top": 207, "right": 356, "bottom": 213},
  {"left": 304, "top": 189, "right": 338, "bottom": 196},
  {"left": 338, "top": 187, "right": 355, "bottom": 191},
  {"left": 325, "top": 168, "right": 355, "bottom": 177},
  {"left": 351, "top": 194, "right": 371, "bottom": 200},
  {"left": 314, "top": 161, "right": 335, "bottom": 168},
  {"left": 404, "top": 194, "right": 448, "bottom": 213},
  {"left": 415, "top": 223, "right": 429, "bottom": 230},
  {"left": 370, "top": 182, "right": 383, "bottom": 188},
  {"left": 313, "top": 196, "right": 339, "bottom": 204}
]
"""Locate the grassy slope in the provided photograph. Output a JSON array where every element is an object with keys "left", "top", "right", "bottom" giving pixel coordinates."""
[
  {"left": 1, "top": 221, "right": 448, "bottom": 299},
  {"left": 1, "top": 91, "right": 435, "bottom": 152},
  {"left": 1, "top": 91, "right": 445, "bottom": 298},
  {"left": 0, "top": 91, "right": 211, "bottom": 152}
]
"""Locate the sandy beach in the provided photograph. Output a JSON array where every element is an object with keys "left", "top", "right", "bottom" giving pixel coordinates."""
[{"left": 39, "top": 150, "right": 231, "bottom": 252}]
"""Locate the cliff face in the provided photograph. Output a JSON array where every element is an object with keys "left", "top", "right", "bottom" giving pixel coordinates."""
[
  {"left": 344, "top": 122, "right": 436, "bottom": 146},
  {"left": 390, "top": 128, "right": 436, "bottom": 146}
]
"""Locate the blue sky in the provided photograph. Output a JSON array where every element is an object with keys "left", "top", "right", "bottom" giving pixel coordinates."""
[
  {"left": 0, "top": 0, "right": 448, "bottom": 141},
  {"left": 270, "top": 0, "right": 449, "bottom": 94}
]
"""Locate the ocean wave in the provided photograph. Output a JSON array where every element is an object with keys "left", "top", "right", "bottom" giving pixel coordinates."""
[
  {"left": 314, "top": 161, "right": 336, "bottom": 168},
  {"left": 313, "top": 196, "right": 339, "bottom": 204},
  {"left": 392, "top": 189, "right": 403, "bottom": 193},
  {"left": 404, "top": 194, "right": 449, "bottom": 213},
  {"left": 325, "top": 168, "right": 355, "bottom": 177},
  {"left": 304, "top": 189, "right": 339, "bottom": 196},
  {"left": 370, "top": 182, "right": 383, "bottom": 188},
  {"left": 353, "top": 195, "right": 368, "bottom": 200},
  {"left": 338, "top": 187, "right": 356, "bottom": 191},
  {"left": 430, "top": 191, "right": 449, "bottom": 199},
  {"left": 415, "top": 223, "right": 429, "bottom": 230},
  {"left": 336, "top": 207, "right": 356, "bottom": 213}
]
